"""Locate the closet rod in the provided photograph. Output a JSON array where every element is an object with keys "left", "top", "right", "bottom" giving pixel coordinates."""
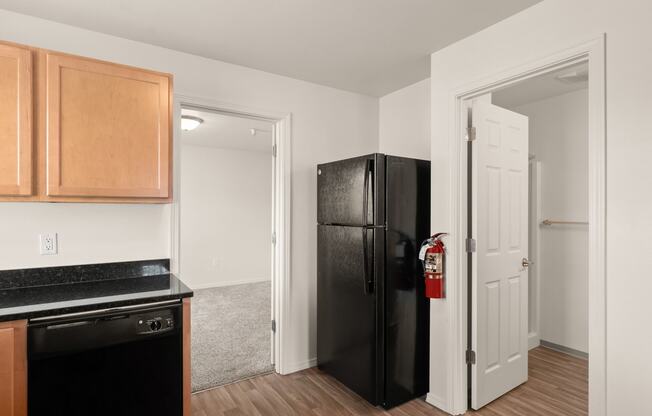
[{"left": 541, "top": 219, "right": 588, "bottom": 226}]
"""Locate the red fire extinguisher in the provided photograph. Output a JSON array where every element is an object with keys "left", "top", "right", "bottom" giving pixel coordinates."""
[{"left": 419, "top": 233, "right": 448, "bottom": 299}]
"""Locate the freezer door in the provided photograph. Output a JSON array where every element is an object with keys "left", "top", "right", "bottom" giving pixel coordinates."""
[
  {"left": 317, "top": 154, "right": 383, "bottom": 226},
  {"left": 317, "top": 224, "right": 381, "bottom": 405},
  {"left": 384, "top": 156, "right": 431, "bottom": 408}
]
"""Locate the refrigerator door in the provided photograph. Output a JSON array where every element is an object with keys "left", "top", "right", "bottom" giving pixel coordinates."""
[
  {"left": 317, "top": 154, "right": 383, "bottom": 226},
  {"left": 383, "top": 156, "right": 431, "bottom": 408},
  {"left": 317, "top": 224, "right": 383, "bottom": 405}
]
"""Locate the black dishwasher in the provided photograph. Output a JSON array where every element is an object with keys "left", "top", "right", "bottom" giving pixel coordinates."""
[{"left": 28, "top": 301, "right": 183, "bottom": 416}]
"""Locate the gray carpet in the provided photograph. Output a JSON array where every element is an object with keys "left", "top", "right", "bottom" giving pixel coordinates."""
[{"left": 191, "top": 281, "right": 274, "bottom": 392}]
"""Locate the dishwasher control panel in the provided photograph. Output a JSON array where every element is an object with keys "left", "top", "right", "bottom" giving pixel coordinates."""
[
  {"left": 28, "top": 303, "right": 182, "bottom": 358},
  {"left": 136, "top": 309, "right": 175, "bottom": 334}
]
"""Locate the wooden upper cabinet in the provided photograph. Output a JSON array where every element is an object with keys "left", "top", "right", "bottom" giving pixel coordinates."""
[
  {"left": 0, "top": 41, "right": 172, "bottom": 203},
  {"left": 44, "top": 52, "right": 171, "bottom": 199},
  {"left": 0, "top": 320, "right": 27, "bottom": 416},
  {"left": 0, "top": 44, "right": 33, "bottom": 196}
]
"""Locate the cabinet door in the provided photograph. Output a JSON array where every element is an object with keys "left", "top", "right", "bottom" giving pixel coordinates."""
[
  {"left": 45, "top": 52, "right": 171, "bottom": 198},
  {"left": 0, "top": 321, "right": 27, "bottom": 416},
  {"left": 0, "top": 44, "right": 33, "bottom": 196}
]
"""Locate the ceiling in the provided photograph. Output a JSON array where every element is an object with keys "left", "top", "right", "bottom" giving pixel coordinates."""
[
  {"left": 181, "top": 108, "right": 274, "bottom": 154},
  {"left": 0, "top": 0, "right": 541, "bottom": 96},
  {"left": 492, "top": 62, "right": 589, "bottom": 108}
]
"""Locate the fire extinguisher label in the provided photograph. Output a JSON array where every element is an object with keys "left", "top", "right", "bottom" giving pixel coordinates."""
[{"left": 425, "top": 252, "right": 443, "bottom": 273}]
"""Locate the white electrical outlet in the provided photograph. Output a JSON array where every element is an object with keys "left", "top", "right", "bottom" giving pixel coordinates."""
[{"left": 39, "top": 233, "right": 58, "bottom": 255}]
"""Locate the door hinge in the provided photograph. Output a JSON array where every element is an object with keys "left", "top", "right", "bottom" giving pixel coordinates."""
[
  {"left": 272, "top": 232, "right": 276, "bottom": 245},
  {"left": 271, "top": 320, "right": 276, "bottom": 332},
  {"left": 272, "top": 144, "right": 277, "bottom": 157},
  {"left": 466, "top": 126, "right": 476, "bottom": 142},
  {"left": 465, "top": 238, "right": 476, "bottom": 253},
  {"left": 466, "top": 350, "right": 476, "bottom": 365}
]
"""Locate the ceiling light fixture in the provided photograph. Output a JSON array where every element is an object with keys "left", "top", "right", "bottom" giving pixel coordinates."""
[
  {"left": 250, "top": 128, "right": 272, "bottom": 136},
  {"left": 181, "top": 115, "right": 204, "bottom": 131},
  {"left": 555, "top": 68, "right": 589, "bottom": 84}
]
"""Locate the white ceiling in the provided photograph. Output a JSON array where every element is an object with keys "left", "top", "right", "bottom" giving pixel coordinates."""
[
  {"left": 492, "top": 62, "right": 589, "bottom": 108},
  {"left": 181, "top": 108, "right": 274, "bottom": 154},
  {"left": 0, "top": 0, "right": 541, "bottom": 96}
]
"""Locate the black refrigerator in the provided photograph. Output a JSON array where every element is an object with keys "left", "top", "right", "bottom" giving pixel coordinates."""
[{"left": 317, "top": 153, "right": 430, "bottom": 409}]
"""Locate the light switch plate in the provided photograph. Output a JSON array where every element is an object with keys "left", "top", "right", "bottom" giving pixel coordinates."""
[{"left": 39, "top": 233, "right": 58, "bottom": 255}]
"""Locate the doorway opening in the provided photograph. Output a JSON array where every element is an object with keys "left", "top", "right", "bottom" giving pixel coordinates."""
[
  {"left": 170, "top": 97, "right": 291, "bottom": 393},
  {"left": 180, "top": 107, "right": 274, "bottom": 392},
  {"left": 464, "top": 61, "right": 590, "bottom": 413},
  {"left": 493, "top": 62, "right": 590, "bottom": 363}
]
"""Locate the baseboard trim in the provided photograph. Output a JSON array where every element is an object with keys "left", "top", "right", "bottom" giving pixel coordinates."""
[
  {"left": 426, "top": 393, "right": 458, "bottom": 415},
  {"left": 528, "top": 332, "right": 540, "bottom": 350},
  {"left": 540, "top": 339, "right": 588, "bottom": 360},
  {"left": 190, "top": 278, "right": 270, "bottom": 290},
  {"left": 282, "top": 358, "right": 317, "bottom": 375}
]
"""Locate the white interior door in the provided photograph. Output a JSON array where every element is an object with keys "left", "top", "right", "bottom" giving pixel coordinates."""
[{"left": 471, "top": 101, "right": 529, "bottom": 409}]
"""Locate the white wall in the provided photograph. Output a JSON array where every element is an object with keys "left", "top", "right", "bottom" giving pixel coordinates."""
[
  {"left": 180, "top": 145, "right": 272, "bottom": 290},
  {"left": 0, "top": 203, "right": 170, "bottom": 270},
  {"left": 429, "top": 0, "right": 652, "bottom": 413},
  {"left": 513, "top": 89, "right": 589, "bottom": 353},
  {"left": 0, "top": 9, "right": 379, "bottom": 372},
  {"left": 379, "top": 78, "right": 431, "bottom": 160}
]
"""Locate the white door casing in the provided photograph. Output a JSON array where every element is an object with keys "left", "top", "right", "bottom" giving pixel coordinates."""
[
  {"left": 171, "top": 94, "right": 292, "bottom": 375},
  {"left": 527, "top": 160, "right": 542, "bottom": 351},
  {"left": 471, "top": 101, "right": 529, "bottom": 409}
]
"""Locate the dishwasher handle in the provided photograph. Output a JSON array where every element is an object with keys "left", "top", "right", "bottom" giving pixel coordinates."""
[{"left": 45, "top": 320, "right": 95, "bottom": 331}]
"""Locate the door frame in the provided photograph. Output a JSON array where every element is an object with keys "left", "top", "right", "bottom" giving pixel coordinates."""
[
  {"left": 170, "top": 94, "right": 293, "bottom": 375},
  {"left": 443, "top": 36, "right": 605, "bottom": 415},
  {"left": 527, "top": 159, "right": 542, "bottom": 351}
]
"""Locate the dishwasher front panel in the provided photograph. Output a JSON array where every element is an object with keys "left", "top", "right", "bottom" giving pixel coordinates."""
[{"left": 28, "top": 303, "right": 183, "bottom": 416}]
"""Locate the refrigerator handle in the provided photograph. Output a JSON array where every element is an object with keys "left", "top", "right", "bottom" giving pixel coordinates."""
[
  {"left": 362, "top": 227, "right": 373, "bottom": 294},
  {"left": 363, "top": 158, "right": 372, "bottom": 226}
]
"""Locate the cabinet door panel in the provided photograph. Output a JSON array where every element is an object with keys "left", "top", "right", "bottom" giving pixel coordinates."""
[
  {"left": 0, "top": 321, "right": 27, "bottom": 416},
  {"left": 0, "top": 44, "right": 32, "bottom": 196},
  {"left": 0, "top": 328, "right": 14, "bottom": 415},
  {"left": 46, "top": 53, "right": 170, "bottom": 198}
]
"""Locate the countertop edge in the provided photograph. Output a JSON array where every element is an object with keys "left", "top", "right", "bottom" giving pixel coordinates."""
[{"left": 0, "top": 291, "right": 193, "bottom": 323}]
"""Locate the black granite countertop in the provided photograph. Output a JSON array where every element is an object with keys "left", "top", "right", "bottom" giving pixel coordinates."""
[{"left": 0, "top": 259, "right": 193, "bottom": 322}]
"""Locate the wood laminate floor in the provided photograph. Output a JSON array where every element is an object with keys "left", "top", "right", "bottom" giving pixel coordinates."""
[{"left": 192, "top": 347, "right": 587, "bottom": 416}]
